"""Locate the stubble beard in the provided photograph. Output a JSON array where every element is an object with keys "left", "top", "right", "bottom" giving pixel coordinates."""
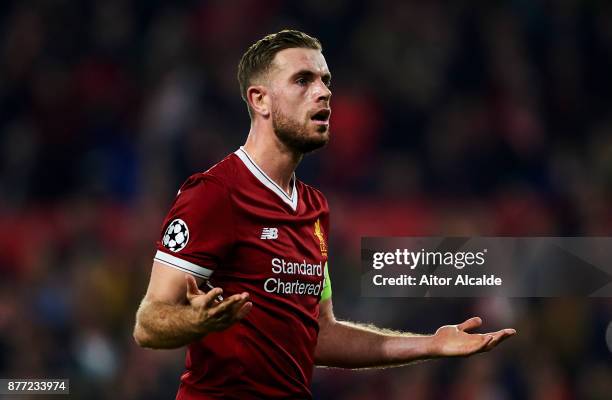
[{"left": 272, "top": 106, "right": 329, "bottom": 155}]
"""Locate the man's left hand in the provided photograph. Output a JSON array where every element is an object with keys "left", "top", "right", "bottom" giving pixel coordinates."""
[{"left": 429, "top": 317, "right": 516, "bottom": 357}]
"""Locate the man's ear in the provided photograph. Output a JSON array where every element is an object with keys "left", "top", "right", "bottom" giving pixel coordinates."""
[{"left": 247, "top": 85, "right": 270, "bottom": 118}]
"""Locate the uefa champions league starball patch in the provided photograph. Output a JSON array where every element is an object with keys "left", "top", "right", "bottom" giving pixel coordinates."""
[{"left": 162, "top": 219, "right": 190, "bottom": 252}]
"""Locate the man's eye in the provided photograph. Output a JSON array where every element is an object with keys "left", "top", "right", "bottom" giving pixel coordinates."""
[{"left": 296, "top": 78, "right": 308, "bottom": 86}]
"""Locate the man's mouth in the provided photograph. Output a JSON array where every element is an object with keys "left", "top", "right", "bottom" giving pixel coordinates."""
[{"left": 310, "top": 108, "right": 331, "bottom": 124}]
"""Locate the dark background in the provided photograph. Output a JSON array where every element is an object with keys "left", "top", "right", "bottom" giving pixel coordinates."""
[{"left": 0, "top": 0, "right": 611, "bottom": 399}]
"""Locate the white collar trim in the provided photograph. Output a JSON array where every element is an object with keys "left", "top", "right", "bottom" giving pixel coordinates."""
[{"left": 234, "top": 147, "right": 298, "bottom": 211}]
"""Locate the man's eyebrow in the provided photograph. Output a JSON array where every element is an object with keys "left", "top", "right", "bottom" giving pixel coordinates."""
[
  {"left": 291, "top": 70, "right": 332, "bottom": 82},
  {"left": 291, "top": 70, "right": 315, "bottom": 79}
]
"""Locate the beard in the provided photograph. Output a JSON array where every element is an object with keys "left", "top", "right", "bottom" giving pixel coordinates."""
[{"left": 272, "top": 106, "right": 329, "bottom": 154}]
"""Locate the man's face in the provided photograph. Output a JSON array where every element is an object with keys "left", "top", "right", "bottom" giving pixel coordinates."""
[{"left": 266, "top": 48, "right": 332, "bottom": 154}]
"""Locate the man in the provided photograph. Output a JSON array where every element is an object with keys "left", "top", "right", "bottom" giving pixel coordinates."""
[{"left": 133, "top": 30, "right": 516, "bottom": 399}]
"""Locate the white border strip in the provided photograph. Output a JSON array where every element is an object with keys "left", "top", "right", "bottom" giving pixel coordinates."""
[
  {"left": 235, "top": 147, "right": 298, "bottom": 211},
  {"left": 154, "top": 250, "right": 213, "bottom": 279}
]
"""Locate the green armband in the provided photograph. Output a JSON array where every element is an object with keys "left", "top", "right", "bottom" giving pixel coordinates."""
[{"left": 320, "top": 261, "right": 332, "bottom": 302}]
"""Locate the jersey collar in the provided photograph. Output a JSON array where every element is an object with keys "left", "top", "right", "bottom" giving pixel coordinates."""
[{"left": 234, "top": 147, "right": 298, "bottom": 211}]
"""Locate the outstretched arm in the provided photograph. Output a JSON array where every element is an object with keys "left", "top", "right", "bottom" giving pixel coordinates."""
[
  {"left": 314, "top": 298, "right": 515, "bottom": 369},
  {"left": 133, "top": 262, "right": 252, "bottom": 349}
]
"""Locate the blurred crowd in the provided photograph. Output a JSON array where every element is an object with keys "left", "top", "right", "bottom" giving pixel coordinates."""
[{"left": 0, "top": 0, "right": 611, "bottom": 399}]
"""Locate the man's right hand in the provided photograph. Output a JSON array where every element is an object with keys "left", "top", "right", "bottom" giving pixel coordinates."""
[{"left": 185, "top": 275, "right": 252, "bottom": 335}]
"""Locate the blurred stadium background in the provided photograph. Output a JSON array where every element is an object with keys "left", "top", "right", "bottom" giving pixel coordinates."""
[{"left": 1, "top": 0, "right": 611, "bottom": 399}]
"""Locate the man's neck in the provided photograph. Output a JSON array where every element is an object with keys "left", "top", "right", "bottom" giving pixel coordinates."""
[{"left": 242, "top": 127, "right": 302, "bottom": 196}]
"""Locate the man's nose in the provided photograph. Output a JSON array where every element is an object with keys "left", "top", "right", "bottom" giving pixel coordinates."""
[{"left": 315, "top": 81, "right": 332, "bottom": 102}]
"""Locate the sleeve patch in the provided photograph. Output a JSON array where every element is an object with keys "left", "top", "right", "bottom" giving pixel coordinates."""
[{"left": 162, "top": 219, "right": 190, "bottom": 252}]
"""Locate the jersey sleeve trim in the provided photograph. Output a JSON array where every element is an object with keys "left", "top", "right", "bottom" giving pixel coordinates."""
[{"left": 154, "top": 250, "right": 213, "bottom": 279}]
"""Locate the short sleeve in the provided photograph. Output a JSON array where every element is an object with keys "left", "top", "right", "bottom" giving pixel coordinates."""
[{"left": 154, "top": 174, "right": 233, "bottom": 279}]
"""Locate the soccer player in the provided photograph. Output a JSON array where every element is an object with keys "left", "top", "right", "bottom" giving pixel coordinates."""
[{"left": 133, "top": 30, "right": 516, "bottom": 399}]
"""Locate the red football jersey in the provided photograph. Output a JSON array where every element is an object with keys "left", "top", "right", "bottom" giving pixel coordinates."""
[{"left": 154, "top": 147, "right": 331, "bottom": 399}]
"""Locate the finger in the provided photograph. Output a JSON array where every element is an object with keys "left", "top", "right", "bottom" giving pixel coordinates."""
[
  {"left": 225, "top": 293, "right": 251, "bottom": 318},
  {"left": 483, "top": 329, "right": 517, "bottom": 340},
  {"left": 216, "top": 300, "right": 252, "bottom": 328},
  {"left": 185, "top": 275, "right": 201, "bottom": 299},
  {"left": 220, "top": 296, "right": 251, "bottom": 319},
  {"left": 484, "top": 329, "right": 516, "bottom": 350},
  {"left": 200, "top": 288, "right": 224, "bottom": 308},
  {"left": 188, "top": 288, "right": 223, "bottom": 308},
  {"left": 483, "top": 330, "right": 509, "bottom": 350},
  {"left": 231, "top": 295, "right": 253, "bottom": 321},
  {"left": 457, "top": 317, "right": 482, "bottom": 332},
  {"left": 234, "top": 301, "right": 253, "bottom": 320},
  {"left": 477, "top": 335, "right": 494, "bottom": 353},
  {"left": 208, "top": 294, "right": 245, "bottom": 317}
]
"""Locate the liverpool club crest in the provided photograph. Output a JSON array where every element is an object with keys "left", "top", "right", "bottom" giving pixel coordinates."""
[{"left": 314, "top": 218, "right": 328, "bottom": 257}]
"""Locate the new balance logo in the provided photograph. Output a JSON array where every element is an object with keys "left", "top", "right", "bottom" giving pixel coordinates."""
[{"left": 260, "top": 227, "right": 278, "bottom": 240}]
